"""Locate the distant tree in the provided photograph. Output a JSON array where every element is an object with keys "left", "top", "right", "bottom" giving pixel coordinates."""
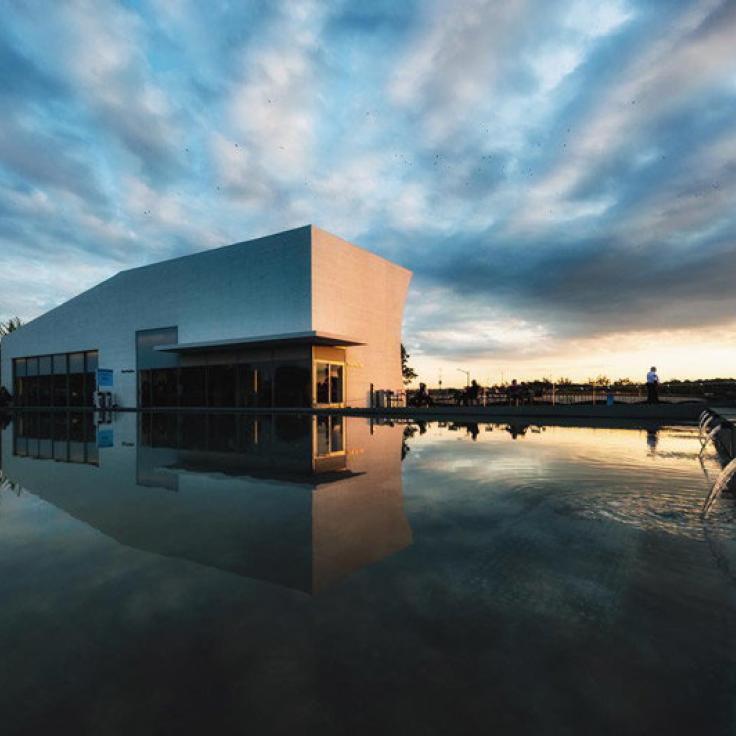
[
  {"left": 589, "top": 375, "right": 610, "bottom": 386},
  {"left": 401, "top": 343, "right": 418, "bottom": 385},
  {"left": 613, "top": 377, "right": 633, "bottom": 386},
  {"left": 556, "top": 377, "right": 573, "bottom": 386},
  {"left": 0, "top": 317, "right": 21, "bottom": 337}
]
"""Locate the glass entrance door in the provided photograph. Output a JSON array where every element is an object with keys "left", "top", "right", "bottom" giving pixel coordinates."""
[{"left": 313, "top": 360, "right": 344, "bottom": 406}]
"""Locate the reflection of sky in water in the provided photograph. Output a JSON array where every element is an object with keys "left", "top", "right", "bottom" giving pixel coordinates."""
[
  {"left": 403, "top": 424, "right": 735, "bottom": 541},
  {"left": 0, "top": 418, "right": 735, "bottom": 735}
]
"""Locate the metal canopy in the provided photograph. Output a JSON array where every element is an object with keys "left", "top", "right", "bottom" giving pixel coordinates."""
[{"left": 154, "top": 330, "right": 364, "bottom": 353}]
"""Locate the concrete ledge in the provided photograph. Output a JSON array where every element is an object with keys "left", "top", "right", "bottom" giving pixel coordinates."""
[
  {"left": 709, "top": 408, "right": 736, "bottom": 459},
  {"left": 3, "top": 401, "right": 705, "bottom": 423}
]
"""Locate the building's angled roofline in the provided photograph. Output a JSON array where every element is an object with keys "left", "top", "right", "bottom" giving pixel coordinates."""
[
  {"left": 310, "top": 224, "right": 413, "bottom": 276},
  {"left": 155, "top": 330, "right": 365, "bottom": 353},
  {"left": 118, "top": 224, "right": 312, "bottom": 278}
]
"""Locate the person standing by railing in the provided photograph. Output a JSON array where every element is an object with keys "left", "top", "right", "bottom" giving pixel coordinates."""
[{"left": 646, "top": 366, "right": 659, "bottom": 404}]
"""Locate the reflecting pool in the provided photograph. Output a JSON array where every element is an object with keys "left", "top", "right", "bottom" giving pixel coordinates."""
[{"left": 0, "top": 413, "right": 735, "bottom": 735}]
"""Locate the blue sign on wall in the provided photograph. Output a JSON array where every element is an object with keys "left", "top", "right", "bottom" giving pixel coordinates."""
[
  {"left": 97, "top": 427, "right": 114, "bottom": 448},
  {"left": 97, "top": 368, "right": 114, "bottom": 388}
]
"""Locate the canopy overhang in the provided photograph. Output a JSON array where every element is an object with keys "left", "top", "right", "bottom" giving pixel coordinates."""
[{"left": 154, "top": 330, "right": 365, "bottom": 354}]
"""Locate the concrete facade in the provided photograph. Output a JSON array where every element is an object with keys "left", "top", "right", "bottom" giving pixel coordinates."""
[{"left": 1, "top": 226, "right": 412, "bottom": 408}]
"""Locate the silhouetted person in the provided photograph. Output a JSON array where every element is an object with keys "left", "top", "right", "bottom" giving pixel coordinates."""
[
  {"left": 647, "top": 428, "right": 659, "bottom": 453},
  {"left": 507, "top": 379, "right": 521, "bottom": 406},
  {"left": 646, "top": 366, "right": 659, "bottom": 404},
  {"left": 466, "top": 380, "right": 481, "bottom": 406},
  {"left": 414, "top": 382, "right": 433, "bottom": 407},
  {"left": 467, "top": 422, "right": 480, "bottom": 441}
]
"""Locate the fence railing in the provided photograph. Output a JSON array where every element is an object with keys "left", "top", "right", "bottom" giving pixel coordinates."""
[{"left": 376, "top": 382, "right": 735, "bottom": 409}]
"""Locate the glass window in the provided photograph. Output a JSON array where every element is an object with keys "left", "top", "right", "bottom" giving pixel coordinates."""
[
  {"left": 14, "top": 358, "right": 27, "bottom": 377},
  {"left": 316, "top": 362, "right": 329, "bottom": 404},
  {"left": 330, "top": 364, "right": 343, "bottom": 404},
  {"left": 69, "top": 352, "right": 85, "bottom": 373},
  {"left": 69, "top": 373, "right": 84, "bottom": 406},
  {"left": 207, "top": 365, "right": 236, "bottom": 407},
  {"left": 38, "top": 356, "right": 52, "bottom": 375},
  {"left": 151, "top": 368, "right": 178, "bottom": 407},
  {"left": 53, "top": 354, "right": 67, "bottom": 374},
  {"left": 314, "top": 362, "right": 344, "bottom": 405},
  {"left": 26, "top": 357, "right": 39, "bottom": 376},
  {"left": 53, "top": 373, "right": 68, "bottom": 407},
  {"left": 82, "top": 372, "right": 95, "bottom": 407},
  {"left": 38, "top": 375, "right": 52, "bottom": 406},
  {"left": 26, "top": 377, "right": 39, "bottom": 406},
  {"left": 274, "top": 362, "right": 310, "bottom": 407},
  {"left": 85, "top": 351, "right": 98, "bottom": 372},
  {"left": 139, "top": 370, "right": 152, "bottom": 408},
  {"left": 180, "top": 366, "right": 206, "bottom": 407},
  {"left": 14, "top": 377, "right": 25, "bottom": 406}
]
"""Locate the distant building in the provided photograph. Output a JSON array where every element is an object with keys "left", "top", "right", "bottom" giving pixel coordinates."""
[{"left": 1, "top": 225, "right": 412, "bottom": 409}]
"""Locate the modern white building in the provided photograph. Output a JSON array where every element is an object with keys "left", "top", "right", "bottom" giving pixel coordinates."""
[{"left": 1, "top": 225, "right": 412, "bottom": 409}]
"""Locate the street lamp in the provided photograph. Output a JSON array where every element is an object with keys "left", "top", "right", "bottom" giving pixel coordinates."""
[{"left": 457, "top": 368, "right": 470, "bottom": 387}]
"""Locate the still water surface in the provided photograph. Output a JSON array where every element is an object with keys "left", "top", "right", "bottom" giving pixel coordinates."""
[{"left": 0, "top": 413, "right": 735, "bottom": 735}]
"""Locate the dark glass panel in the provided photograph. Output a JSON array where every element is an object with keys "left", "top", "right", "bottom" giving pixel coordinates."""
[
  {"left": 26, "top": 376, "right": 39, "bottom": 406},
  {"left": 179, "top": 366, "right": 206, "bottom": 407},
  {"left": 52, "top": 374, "right": 68, "bottom": 407},
  {"left": 14, "top": 377, "right": 25, "bottom": 406},
  {"left": 14, "top": 357, "right": 27, "bottom": 377},
  {"left": 151, "top": 369, "right": 178, "bottom": 407},
  {"left": 274, "top": 363, "right": 310, "bottom": 407},
  {"left": 69, "top": 352, "right": 85, "bottom": 373},
  {"left": 237, "top": 365, "right": 265, "bottom": 407},
  {"left": 69, "top": 373, "right": 84, "bottom": 406},
  {"left": 53, "top": 354, "right": 67, "bottom": 374},
  {"left": 315, "top": 362, "right": 329, "bottom": 404},
  {"left": 85, "top": 351, "right": 98, "bottom": 372},
  {"left": 254, "top": 364, "right": 273, "bottom": 408},
  {"left": 26, "top": 357, "right": 38, "bottom": 376},
  {"left": 207, "top": 365, "right": 236, "bottom": 407},
  {"left": 38, "top": 356, "right": 52, "bottom": 375},
  {"left": 38, "top": 375, "right": 52, "bottom": 406},
  {"left": 139, "top": 370, "right": 152, "bottom": 408},
  {"left": 330, "top": 364, "right": 343, "bottom": 404},
  {"left": 83, "top": 372, "right": 95, "bottom": 407}
]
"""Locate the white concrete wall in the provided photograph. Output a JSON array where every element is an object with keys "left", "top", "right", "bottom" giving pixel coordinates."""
[
  {"left": 1, "top": 227, "right": 312, "bottom": 407},
  {"left": 311, "top": 226, "right": 412, "bottom": 407}
]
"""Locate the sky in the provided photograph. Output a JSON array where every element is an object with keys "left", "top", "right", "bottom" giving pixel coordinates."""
[{"left": 1, "top": 0, "right": 735, "bottom": 385}]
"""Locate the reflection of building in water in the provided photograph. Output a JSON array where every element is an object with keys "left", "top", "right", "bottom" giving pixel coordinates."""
[{"left": 2, "top": 413, "right": 411, "bottom": 594}]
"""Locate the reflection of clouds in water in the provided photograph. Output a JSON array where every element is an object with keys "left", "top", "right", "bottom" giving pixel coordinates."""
[
  {"left": 564, "top": 486, "right": 736, "bottom": 543},
  {"left": 404, "top": 422, "right": 735, "bottom": 543}
]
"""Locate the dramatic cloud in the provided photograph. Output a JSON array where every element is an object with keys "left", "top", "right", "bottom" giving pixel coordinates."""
[{"left": 1, "top": 0, "right": 735, "bottom": 381}]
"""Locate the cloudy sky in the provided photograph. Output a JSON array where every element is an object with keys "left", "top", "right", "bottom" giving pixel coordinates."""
[{"left": 1, "top": 0, "right": 735, "bottom": 384}]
